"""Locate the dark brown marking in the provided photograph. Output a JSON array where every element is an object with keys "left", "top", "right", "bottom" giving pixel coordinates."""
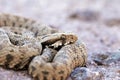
[
  {"left": 25, "top": 26, "right": 28, "bottom": 29},
  {"left": 82, "top": 52, "right": 86, "bottom": 66},
  {"left": 76, "top": 55, "right": 79, "bottom": 59},
  {"left": 31, "top": 66, "right": 36, "bottom": 72},
  {"left": 80, "top": 49, "right": 83, "bottom": 52},
  {"left": 34, "top": 76, "right": 39, "bottom": 80},
  {"left": 58, "top": 70, "right": 64, "bottom": 74},
  {"left": 14, "top": 32, "right": 18, "bottom": 34},
  {"left": 6, "top": 54, "right": 14, "bottom": 62},
  {"left": 42, "top": 71, "right": 49, "bottom": 75},
  {"left": 34, "top": 30, "right": 38, "bottom": 37},
  {"left": 60, "top": 76, "right": 64, "bottom": 80},
  {"left": 10, "top": 49, "right": 14, "bottom": 52},
  {"left": 74, "top": 57, "right": 76, "bottom": 60},
  {"left": 3, "top": 21, "right": 6, "bottom": 26},
  {"left": 14, "top": 41, "right": 19, "bottom": 45},
  {"left": 5, "top": 54, "right": 14, "bottom": 67},
  {"left": 12, "top": 22, "right": 15, "bottom": 27},
  {"left": 19, "top": 25, "right": 22, "bottom": 27},
  {"left": 14, "top": 62, "right": 21, "bottom": 69},
  {"left": 43, "top": 76, "right": 47, "bottom": 80},
  {"left": 53, "top": 77, "right": 56, "bottom": 80}
]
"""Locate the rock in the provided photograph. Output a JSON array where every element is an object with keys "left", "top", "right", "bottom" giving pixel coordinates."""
[
  {"left": 71, "top": 67, "right": 103, "bottom": 80},
  {"left": 69, "top": 10, "right": 100, "bottom": 21},
  {"left": 92, "top": 53, "right": 109, "bottom": 66},
  {"left": 105, "top": 52, "right": 120, "bottom": 65}
]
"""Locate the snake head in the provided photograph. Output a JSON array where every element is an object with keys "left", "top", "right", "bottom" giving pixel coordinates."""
[{"left": 61, "top": 33, "right": 78, "bottom": 45}]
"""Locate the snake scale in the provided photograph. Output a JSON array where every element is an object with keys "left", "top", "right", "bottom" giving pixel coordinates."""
[{"left": 0, "top": 14, "right": 87, "bottom": 80}]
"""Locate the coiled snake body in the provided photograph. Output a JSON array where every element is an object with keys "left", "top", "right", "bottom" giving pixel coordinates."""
[{"left": 0, "top": 14, "right": 87, "bottom": 80}]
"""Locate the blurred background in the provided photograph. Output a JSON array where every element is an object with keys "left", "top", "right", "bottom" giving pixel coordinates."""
[
  {"left": 0, "top": 0, "right": 120, "bottom": 53},
  {"left": 0, "top": 0, "right": 120, "bottom": 80}
]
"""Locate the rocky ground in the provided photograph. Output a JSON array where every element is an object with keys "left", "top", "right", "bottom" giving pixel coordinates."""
[{"left": 0, "top": 0, "right": 120, "bottom": 80}]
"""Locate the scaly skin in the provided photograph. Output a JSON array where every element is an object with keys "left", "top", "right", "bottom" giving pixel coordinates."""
[
  {"left": 0, "top": 13, "right": 58, "bottom": 36},
  {"left": 29, "top": 42, "right": 87, "bottom": 80},
  {"left": 0, "top": 29, "right": 42, "bottom": 69},
  {"left": 0, "top": 13, "right": 87, "bottom": 80},
  {"left": 38, "top": 32, "right": 78, "bottom": 48}
]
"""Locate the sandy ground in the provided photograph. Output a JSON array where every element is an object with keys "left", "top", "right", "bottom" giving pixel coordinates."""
[{"left": 0, "top": 0, "right": 120, "bottom": 80}]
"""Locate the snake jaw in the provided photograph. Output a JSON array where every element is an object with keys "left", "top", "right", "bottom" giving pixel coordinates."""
[{"left": 62, "top": 33, "right": 78, "bottom": 45}]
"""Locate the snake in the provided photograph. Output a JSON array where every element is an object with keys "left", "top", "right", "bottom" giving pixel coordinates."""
[{"left": 0, "top": 13, "right": 87, "bottom": 80}]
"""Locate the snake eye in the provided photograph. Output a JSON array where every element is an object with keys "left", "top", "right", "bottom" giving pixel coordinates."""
[{"left": 61, "top": 35, "right": 66, "bottom": 39}]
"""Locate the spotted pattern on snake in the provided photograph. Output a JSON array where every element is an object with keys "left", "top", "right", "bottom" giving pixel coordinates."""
[
  {"left": 29, "top": 42, "right": 87, "bottom": 80},
  {"left": 0, "top": 13, "right": 58, "bottom": 36},
  {"left": 0, "top": 14, "right": 87, "bottom": 80},
  {"left": 0, "top": 29, "right": 42, "bottom": 69}
]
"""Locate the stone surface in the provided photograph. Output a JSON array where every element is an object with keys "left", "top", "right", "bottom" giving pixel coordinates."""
[{"left": 71, "top": 67, "right": 103, "bottom": 80}]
